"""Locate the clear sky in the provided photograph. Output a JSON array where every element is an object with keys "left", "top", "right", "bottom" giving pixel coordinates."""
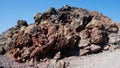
[{"left": 0, "top": 0, "right": 120, "bottom": 33}]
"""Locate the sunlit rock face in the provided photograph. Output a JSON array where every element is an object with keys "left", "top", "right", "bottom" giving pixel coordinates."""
[{"left": 0, "top": 5, "right": 119, "bottom": 65}]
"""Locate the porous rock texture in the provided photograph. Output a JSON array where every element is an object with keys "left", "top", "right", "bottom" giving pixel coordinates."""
[{"left": 0, "top": 5, "right": 119, "bottom": 67}]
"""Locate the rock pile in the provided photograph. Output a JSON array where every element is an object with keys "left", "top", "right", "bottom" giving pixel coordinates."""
[{"left": 0, "top": 5, "right": 119, "bottom": 64}]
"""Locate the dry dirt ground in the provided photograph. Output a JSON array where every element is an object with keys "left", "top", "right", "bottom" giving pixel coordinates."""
[
  {"left": 1, "top": 49, "right": 120, "bottom": 68},
  {"left": 65, "top": 49, "right": 120, "bottom": 68}
]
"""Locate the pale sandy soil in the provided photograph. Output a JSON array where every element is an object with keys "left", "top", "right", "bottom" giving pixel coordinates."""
[
  {"left": 1, "top": 49, "right": 120, "bottom": 68},
  {"left": 65, "top": 49, "right": 120, "bottom": 68}
]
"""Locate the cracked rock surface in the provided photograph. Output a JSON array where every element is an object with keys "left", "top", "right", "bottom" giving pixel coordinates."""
[{"left": 0, "top": 5, "right": 120, "bottom": 68}]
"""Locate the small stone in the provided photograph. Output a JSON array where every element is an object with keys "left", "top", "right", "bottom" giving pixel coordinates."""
[
  {"left": 104, "top": 45, "right": 110, "bottom": 51},
  {"left": 84, "top": 46, "right": 91, "bottom": 50},
  {"left": 90, "top": 44, "right": 101, "bottom": 52},
  {"left": 29, "top": 58, "right": 34, "bottom": 66},
  {"left": 54, "top": 51, "right": 61, "bottom": 60},
  {"left": 80, "top": 49, "right": 90, "bottom": 56}
]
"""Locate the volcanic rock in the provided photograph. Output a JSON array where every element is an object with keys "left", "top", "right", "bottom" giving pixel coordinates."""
[
  {"left": 79, "top": 28, "right": 90, "bottom": 39},
  {"left": 78, "top": 39, "right": 90, "bottom": 48},
  {"left": 80, "top": 49, "right": 90, "bottom": 56},
  {"left": 17, "top": 20, "right": 28, "bottom": 27},
  {"left": 90, "top": 44, "right": 101, "bottom": 52},
  {"left": 54, "top": 51, "right": 61, "bottom": 60},
  {"left": 0, "top": 5, "right": 119, "bottom": 67},
  {"left": 91, "top": 27, "right": 108, "bottom": 44},
  {"left": 105, "top": 23, "right": 119, "bottom": 33},
  {"left": 103, "top": 45, "right": 110, "bottom": 51},
  {"left": 24, "top": 24, "right": 38, "bottom": 34},
  {"left": 0, "top": 47, "right": 6, "bottom": 55}
]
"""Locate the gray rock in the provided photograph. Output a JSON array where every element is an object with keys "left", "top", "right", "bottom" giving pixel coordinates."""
[
  {"left": 29, "top": 58, "right": 34, "bottom": 66},
  {"left": 78, "top": 39, "right": 90, "bottom": 47},
  {"left": 108, "top": 34, "right": 120, "bottom": 45},
  {"left": 90, "top": 44, "right": 101, "bottom": 52},
  {"left": 84, "top": 46, "right": 91, "bottom": 50},
  {"left": 80, "top": 49, "right": 90, "bottom": 56},
  {"left": 105, "top": 23, "right": 119, "bottom": 33},
  {"left": 54, "top": 51, "right": 61, "bottom": 60},
  {"left": 24, "top": 24, "right": 38, "bottom": 34},
  {"left": 104, "top": 45, "right": 110, "bottom": 51}
]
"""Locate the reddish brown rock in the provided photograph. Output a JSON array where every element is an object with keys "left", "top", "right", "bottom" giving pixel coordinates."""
[
  {"left": 79, "top": 28, "right": 90, "bottom": 39},
  {"left": 91, "top": 27, "right": 107, "bottom": 44},
  {"left": 78, "top": 39, "right": 90, "bottom": 48},
  {"left": 0, "top": 5, "right": 118, "bottom": 65}
]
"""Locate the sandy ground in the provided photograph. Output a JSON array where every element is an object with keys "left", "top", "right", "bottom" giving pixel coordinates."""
[
  {"left": 65, "top": 49, "right": 120, "bottom": 68},
  {"left": 1, "top": 49, "right": 120, "bottom": 68}
]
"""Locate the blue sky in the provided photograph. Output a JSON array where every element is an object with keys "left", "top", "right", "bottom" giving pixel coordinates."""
[{"left": 0, "top": 0, "right": 120, "bottom": 33}]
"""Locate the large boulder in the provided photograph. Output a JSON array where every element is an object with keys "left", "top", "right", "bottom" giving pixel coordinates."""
[{"left": 91, "top": 27, "right": 108, "bottom": 44}]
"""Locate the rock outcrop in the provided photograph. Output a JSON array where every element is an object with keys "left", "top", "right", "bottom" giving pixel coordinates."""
[{"left": 0, "top": 5, "right": 119, "bottom": 67}]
